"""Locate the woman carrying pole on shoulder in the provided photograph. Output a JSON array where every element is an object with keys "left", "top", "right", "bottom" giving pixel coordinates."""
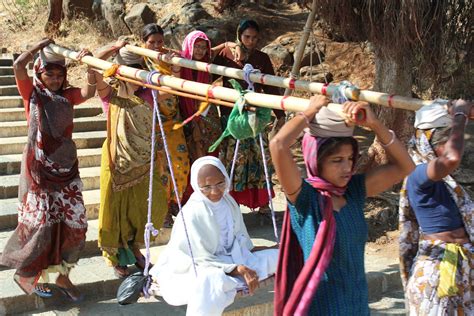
[
  {"left": 213, "top": 19, "right": 285, "bottom": 215},
  {"left": 0, "top": 39, "right": 96, "bottom": 301},
  {"left": 400, "top": 99, "right": 473, "bottom": 315},
  {"left": 270, "top": 95, "right": 415, "bottom": 315},
  {"left": 93, "top": 42, "right": 171, "bottom": 278},
  {"left": 141, "top": 23, "right": 191, "bottom": 226}
]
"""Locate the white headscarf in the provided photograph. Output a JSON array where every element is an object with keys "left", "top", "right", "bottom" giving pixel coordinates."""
[
  {"left": 190, "top": 156, "right": 234, "bottom": 253},
  {"left": 414, "top": 99, "right": 452, "bottom": 129},
  {"left": 308, "top": 106, "right": 355, "bottom": 137},
  {"left": 190, "top": 156, "right": 231, "bottom": 203}
]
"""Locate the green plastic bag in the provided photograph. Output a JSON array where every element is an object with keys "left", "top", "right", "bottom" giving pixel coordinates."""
[{"left": 208, "top": 79, "right": 272, "bottom": 152}]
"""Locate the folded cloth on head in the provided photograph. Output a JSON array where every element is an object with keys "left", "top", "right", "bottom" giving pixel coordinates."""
[
  {"left": 40, "top": 46, "right": 66, "bottom": 68},
  {"left": 308, "top": 107, "right": 354, "bottom": 137},
  {"left": 115, "top": 47, "right": 143, "bottom": 67},
  {"left": 415, "top": 99, "right": 451, "bottom": 130}
]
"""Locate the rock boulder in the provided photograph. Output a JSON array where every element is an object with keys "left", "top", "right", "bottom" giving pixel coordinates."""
[
  {"left": 101, "top": 0, "right": 130, "bottom": 37},
  {"left": 124, "top": 3, "right": 156, "bottom": 36}
]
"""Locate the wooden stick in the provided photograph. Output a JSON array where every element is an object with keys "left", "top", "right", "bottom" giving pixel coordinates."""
[
  {"left": 49, "top": 43, "right": 316, "bottom": 112},
  {"left": 283, "top": 0, "right": 318, "bottom": 97},
  {"left": 125, "top": 44, "right": 446, "bottom": 111},
  {"left": 114, "top": 74, "right": 235, "bottom": 108}
]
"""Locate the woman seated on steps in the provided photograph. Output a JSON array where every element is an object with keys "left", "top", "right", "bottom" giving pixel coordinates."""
[{"left": 150, "top": 156, "right": 278, "bottom": 316}]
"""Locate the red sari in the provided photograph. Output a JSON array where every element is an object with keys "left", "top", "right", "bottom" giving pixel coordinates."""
[{"left": 0, "top": 60, "right": 87, "bottom": 294}]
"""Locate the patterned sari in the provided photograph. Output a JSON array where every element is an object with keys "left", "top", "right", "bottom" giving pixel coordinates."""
[
  {"left": 399, "top": 129, "right": 474, "bottom": 315},
  {"left": 98, "top": 87, "right": 183, "bottom": 266},
  {"left": 143, "top": 56, "right": 190, "bottom": 205},
  {"left": 0, "top": 59, "right": 87, "bottom": 294}
]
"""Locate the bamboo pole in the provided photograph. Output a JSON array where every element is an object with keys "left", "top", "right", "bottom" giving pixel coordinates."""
[
  {"left": 283, "top": 0, "right": 318, "bottom": 97},
  {"left": 114, "top": 74, "right": 235, "bottom": 108},
  {"left": 125, "top": 45, "right": 443, "bottom": 111},
  {"left": 49, "top": 43, "right": 314, "bottom": 112}
]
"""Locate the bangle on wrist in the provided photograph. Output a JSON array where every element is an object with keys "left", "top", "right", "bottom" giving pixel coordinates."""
[
  {"left": 87, "top": 81, "right": 97, "bottom": 87},
  {"left": 297, "top": 112, "right": 310, "bottom": 125},
  {"left": 454, "top": 111, "right": 468, "bottom": 125},
  {"left": 97, "top": 85, "right": 109, "bottom": 92},
  {"left": 380, "top": 129, "right": 396, "bottom": 148}
]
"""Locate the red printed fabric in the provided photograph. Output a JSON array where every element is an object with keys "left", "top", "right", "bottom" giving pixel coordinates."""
[{"left": 0, "top": 62, "right": 87, "bottom": 294}]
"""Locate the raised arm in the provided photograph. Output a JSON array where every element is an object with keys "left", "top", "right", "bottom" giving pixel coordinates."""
[
  {"left": 76, "top": 49, "right": 96, "bottom": 101},
  {"left": 210, "top": 42, "right": 236, "bottom": 59},
  {"left": 13, "top": 38, "right": 53, "bottom": 80},
  {"left": 343, "top": 102, "right": 415, "bottom": 197},
  {"left": 270, "top": 95, "right": 330, "bottom": 204},
  {"left": 426, "top": 99, "right": 472, "bottom": 181}
]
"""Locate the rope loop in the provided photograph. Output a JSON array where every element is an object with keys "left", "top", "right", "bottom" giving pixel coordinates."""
[
  {"left": 242, "top": 63, "right": 260, "bottom": 92},
  {"left": 331, "top": 81, "right": 359, "bottom": 104}
]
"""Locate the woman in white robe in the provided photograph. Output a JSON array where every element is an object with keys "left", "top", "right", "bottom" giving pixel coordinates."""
[{"left": 150, "top": 156, "right": 278, "bottom": 316}]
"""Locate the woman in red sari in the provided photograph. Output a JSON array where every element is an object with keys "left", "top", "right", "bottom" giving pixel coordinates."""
[{"left": 0, "top": 39, "right": 96, "bottom": 301}]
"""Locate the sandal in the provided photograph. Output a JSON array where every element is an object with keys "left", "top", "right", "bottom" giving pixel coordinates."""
[
  {"left": 114, "top": 265, "right": 130, "bottom": 279},
  {"left": 13, "top": 275, "right": 52, "bottom": 297},
  {"left": 34, "top": 283, "right": 53, "bottom": 298},
  {"left": 57, "top": 285, "right": 84, "bottom": 302}
]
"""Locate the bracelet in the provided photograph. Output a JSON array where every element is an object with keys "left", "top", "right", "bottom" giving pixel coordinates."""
[
  {"left": 87, "top": 81, "right": 97, "bottom": 87},
  {"left": 380, "top": 129, "right": 396, "bottom": 148},
  {"left": 97, "top": 85, "right": 109, "bottom": 92},
  {"left": 454, "top": 111, "right": 468, "bottom": 124},
  {"left": 297, "top": 112, "right": 310, "bottom": 125}
]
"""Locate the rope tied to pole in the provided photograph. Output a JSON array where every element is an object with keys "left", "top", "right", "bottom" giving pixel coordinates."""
[
  {"left": 142, "top": 71, "right": 198, "bottom": 298},
  {"left": 242, "top": 65, "right": 279, "bottom": 243},
  {"left": 103, "top": 64, "right": 120, "bottom": 78},
  {"left": 331, "top": 81, "right": 359, "bottom": 104}
]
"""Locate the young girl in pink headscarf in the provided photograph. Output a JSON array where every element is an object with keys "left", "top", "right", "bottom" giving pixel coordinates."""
[{"left": 270, "top": 95, "right": 415, "bottom": 315}]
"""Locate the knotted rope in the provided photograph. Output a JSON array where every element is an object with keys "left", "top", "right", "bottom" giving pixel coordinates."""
[
  {"left": 142, "top": 71, "right": 198, "bottom": 298},
  {"left": 241, "top": 64, "right": 279, "bottom": 242}
]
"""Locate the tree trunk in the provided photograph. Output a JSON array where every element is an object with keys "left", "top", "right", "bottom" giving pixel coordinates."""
[
  {"left": 359, "top": 50, "right": 415, "bottom": 171},
  {"left": 44, "top": 0, "right": 63, "bottom": 36}
]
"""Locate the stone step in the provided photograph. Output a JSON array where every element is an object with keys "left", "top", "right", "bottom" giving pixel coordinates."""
[
  {"left": 0, "top": 75, "right": 15, "bottom": 85},
  {"left": 0, "top": 237, "right": 402, "bottom": 315},
  {"left": 0, "top": 147, "right": 102, "bottom": 175},
  {"left": 0, "top": 227, "right": 279, "bottom": 315},
  {"left": 0, "top": 96, "right": 22, "bottom": 109},
  {"left": 32, "top": 277, "right": 274, "bottom": 316},
  {"left": 0, "top": 85, "right": 18, "bottom": 96},
  {"left": 0, "top": 254, "right": 144, "bottom": 315},
  {"left": 0, "top": 130, "right": 106, "bottom": 155},
  {"left": 0, "top": 166, "right": 101, "bottom": 199},
  {"left": 0, "top": 220, "right": 173, "bottom": 271},
  {"left": 369, "top": 289, "right": 406, "bottom": 315},
  {"left": 0, "top": 67, "right": 14, "bottom": 76},
  {"left": 0, "top": 189, "right": 101, "bottom": 231},
  {"left": 0, "top": 116, "right": 107, "bottom": 137},
  {"left": 0, "top": 59, "right": 13, "bottom": 67},
  {"left": 0, "top": 104, "right": 103, "bottom": 122}
]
